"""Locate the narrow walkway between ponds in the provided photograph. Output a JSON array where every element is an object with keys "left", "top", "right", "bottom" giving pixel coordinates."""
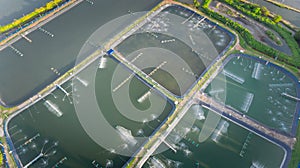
[{"left": 195, "top": 91, "right": 296, "bottom": 149}]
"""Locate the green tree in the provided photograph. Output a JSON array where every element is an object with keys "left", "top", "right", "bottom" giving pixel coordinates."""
[
  {"left": 253, "top": 7, "right": 261, "bottom": 15},
  {"left": 193, "top": 0, "right": 200, "bottom": 8},
  {"left": 261, "top": 6, "right": 270, "bottom": 16},
  {"left": 46, "top": 2, "right": 55, "bottom": 10},
  {"left": 273, "top": 14, "right": 282, "bottom": 23},
  {"left": 225, "top": 0, "right": 234, "bottom": 4},
  {"left": 202, "top": 0, "right": 212, "bottom": 8}
]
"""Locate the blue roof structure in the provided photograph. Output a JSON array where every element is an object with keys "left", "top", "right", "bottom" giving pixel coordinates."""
[{"left": 107, "top": 49, "right": 114, "bottom": 55}]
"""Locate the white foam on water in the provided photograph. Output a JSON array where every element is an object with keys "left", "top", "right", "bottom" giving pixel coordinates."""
[
  {"left": 211, "top": 120, "right": 229, "bottom": 143},
  {"left": 150, "top": 157, "right": 166, "bottom": 168},
  {"left": 116, "top": 126, "right": 137, "bottom": 146},
  {"left": 106, "top": 160, "right": 113, "bottom": 168},
  {"left": 268, "top": 83, "right": 293, "bottom": 87},
  {"left": 76, "top": 77, "right": 89, "bottom": 87},
  {"left": 251, "top": 63, "right": 263, "bottom": 80},
  {"left": 209, "top": 89, "right": 224, "bottom": 95},
  {"left": 99, "top": 57, "right": 107, "bottom": 69},
  {"left": 250, "top": 161, "right": 265, "bottom": 168},
  {"left": 43, "top": 100, "right": 63, "bottom": 117},
  {"left": 137, "top": 91, "right": 151, "bottom": 103},
  {"left": 240, "top": 92, "right": 254, "bottom": 113},
  {"left": 223, "top": 70, "right": 245, "bottom": 84}
]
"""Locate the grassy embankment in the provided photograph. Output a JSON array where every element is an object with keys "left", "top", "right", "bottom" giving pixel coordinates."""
[
  {"left": 265, "top": 30, "right": 282, "bottom": 45},
  {"left": 201, "top": 0, "right": 300, "bottom": 76},
  {"left": 288, "top": 124, "right": 300, "bottom": 168},
  {"left": 263, "top": 0, "right": 300, "bottom": 13},
  {"left": 0, "top": 0, "right": 64, "bottom": 33},
  {"left": 0, "top": 152, "right": 2, "bottom": 167}
]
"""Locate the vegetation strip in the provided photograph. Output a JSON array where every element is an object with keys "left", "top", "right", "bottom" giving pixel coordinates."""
[
  {"left": 201, "top": 0, "right": 300, "bottom": 68},
  {"left": 263, "top": 0, "right": 300, "bottom": 14},
  {"left": 0, "top": 0, "right": 64, "bottom": 33},
  {"left": 265, "top": 29, "right": 282, "bottom": 45},
  {"left": 0, "top": 0, "right": 81, "bottom": 46}
]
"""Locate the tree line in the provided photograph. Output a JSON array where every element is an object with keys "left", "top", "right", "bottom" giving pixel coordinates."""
[{"left": 200, "top": 0, "right": 300, "bottom": 68}]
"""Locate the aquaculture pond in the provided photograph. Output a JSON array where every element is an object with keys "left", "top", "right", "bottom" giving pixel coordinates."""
[
  {"left": 205, "top": 54, "right": 300, "bottom": 135},
  {"left": 5, "top": 57, "right": 174, "bottom": 167},
  {"left": 0, "top": 0, "right": 160, "bottom": 106},
  {"left": 143, "top": 105, "right": 287, "bottom": 168},
  {"left": 116, "top": 5, "right": 235, "bottom": 97}
]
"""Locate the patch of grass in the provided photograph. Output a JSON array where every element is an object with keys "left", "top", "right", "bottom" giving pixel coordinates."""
[
  {"left": 0, "top": 152, "right": 2, "bottom": 167},
  {"left": 289, "top": 124, "right": 300, "bottom": 168},
  {"left": 265, "top": 30, "right": 282, "bottom": 45}
]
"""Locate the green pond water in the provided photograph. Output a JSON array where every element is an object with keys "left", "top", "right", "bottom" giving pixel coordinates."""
[
  {"left": 116, "top": 5, "right": 233, "bottom": 97},
  {"left": 0, "top": 0, "right": 160, "bottom": 106},
  {"left": 3, "top": 3, "right": 294, "bottom": 168},
  {"left": 7, "top": 57, "right": 174, "bottom": 167},
  {"left": 144, "top": 105, "right": 286, "bottom": 168},
  {"left": 205, "top": 55, "right": 299, "bottom": 134}
]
